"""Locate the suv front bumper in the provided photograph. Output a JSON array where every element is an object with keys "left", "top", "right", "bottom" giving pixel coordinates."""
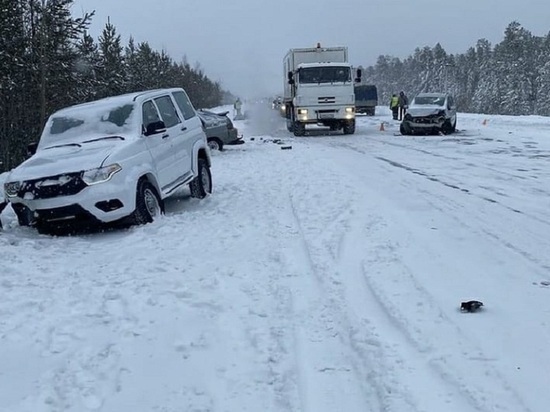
[{"left": 7, "top": 173, "right": 136, "bottom": 225}]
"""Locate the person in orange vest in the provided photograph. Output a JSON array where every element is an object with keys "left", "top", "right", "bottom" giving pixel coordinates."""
[{"left": 389, "top": 93, "right": 399, "bottom": 120}]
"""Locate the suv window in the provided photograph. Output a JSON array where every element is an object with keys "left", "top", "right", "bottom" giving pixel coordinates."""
[
  {"left": 142, "top": 101, "right": 161, "bottom": 129},
  {"left": 172, "top": 90, "right": 196, "bottom": 120},
  {"left": 154, "top": 96, "right": 181, "bottom": 128}
]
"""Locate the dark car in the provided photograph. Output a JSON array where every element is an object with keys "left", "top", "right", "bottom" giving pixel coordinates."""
[{"left": 198, "top": 110, "right": 243, "bottom": 151}]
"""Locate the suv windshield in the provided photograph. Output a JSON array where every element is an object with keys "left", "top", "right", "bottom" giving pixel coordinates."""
[
  {"left": 413, "top": 96, "right": 446, "bottom": 106},
  {"left": 40, "top": 100, "right": 138, "bottom": 149},
  {"left": 299, "top": 66, "right": 351, "bottom": 84}
]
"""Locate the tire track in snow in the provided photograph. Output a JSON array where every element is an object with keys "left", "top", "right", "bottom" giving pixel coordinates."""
[
  {"left": 276, "top": 192, "right": 380, "bottom": 412},
  {"left": 342, "top": 208, "right": 534, "bottom": 412},
  {"left": 296, "top": 137, "right": 536, "bottom": 411},
  {"left": 333, "top": 212, "right": 474, "bottom": 412}
]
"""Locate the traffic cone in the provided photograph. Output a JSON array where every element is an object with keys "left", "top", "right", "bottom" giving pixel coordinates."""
[{"left": 379, "top": 122, "right": 385, "bottom": 131}]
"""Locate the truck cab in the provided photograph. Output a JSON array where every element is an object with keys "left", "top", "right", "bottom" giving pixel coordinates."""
[{"left": 283, "top": 45, "right": 358, "bottom": 136}]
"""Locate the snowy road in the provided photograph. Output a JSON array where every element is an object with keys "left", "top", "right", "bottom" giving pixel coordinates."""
[{"left": 1, "top": 103, "right": 549, "bottom": 412}]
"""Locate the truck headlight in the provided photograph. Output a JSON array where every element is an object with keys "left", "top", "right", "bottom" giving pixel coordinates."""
[
  {"left": 298, "top": 109, "right": 308, "bottom": 115},
  {"left": 345, "top": 107, "right": 355, "bottom": 114},
  {"left": 4, "top": 181, "right": 21, "bottom": 197},
  {"left": 82, "top": 164, "right": 122, "bottom": 185}
]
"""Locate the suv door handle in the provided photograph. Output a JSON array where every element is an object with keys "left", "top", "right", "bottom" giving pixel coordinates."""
[{"left": 162, "top": 133, "right": 169, "bottom": 139}]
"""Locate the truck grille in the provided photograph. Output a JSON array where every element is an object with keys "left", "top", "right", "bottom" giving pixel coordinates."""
[
  {"left": 18, "top": 172, "right": 87, "bottom": 200},
  {"left": 318, "top": 96, "right": 336, "bottom": 104}
]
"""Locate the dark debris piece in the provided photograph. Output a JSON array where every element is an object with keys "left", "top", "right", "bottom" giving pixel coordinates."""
[{"left": 460, "top": 300, "right": 484, "bottom": 312}]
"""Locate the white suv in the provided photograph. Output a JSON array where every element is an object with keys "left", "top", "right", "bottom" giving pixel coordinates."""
[{"left": 3, "top": 88, "right": 212, "bottom": 234}]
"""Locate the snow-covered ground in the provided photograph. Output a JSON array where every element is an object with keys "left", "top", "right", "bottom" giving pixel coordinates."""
[{"left": 1, "top": 103, "right": 549, "bottom": 412}]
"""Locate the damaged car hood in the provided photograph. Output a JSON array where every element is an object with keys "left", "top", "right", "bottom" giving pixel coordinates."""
[
  {"left": 6, "top": 142, "right": 120, "bottom": 182},
  {"left": 407, "top": 105, "right": 445, "bottom": 117}
]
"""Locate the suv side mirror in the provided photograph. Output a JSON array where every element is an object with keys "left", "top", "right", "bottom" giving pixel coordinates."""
[
  {"left": 27, "top": 142, "right": 38, "bottom": 157},
  {"left": 144, "top": 120, "right": 167, "bottom": 136}
]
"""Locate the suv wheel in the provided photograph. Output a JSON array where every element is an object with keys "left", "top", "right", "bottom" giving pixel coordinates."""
[
  {"left": 189, "top": 158, "right": 212, "bottom": 199},
  {"left": 131, "top": 179, "right": 162, "bottom": 225}
]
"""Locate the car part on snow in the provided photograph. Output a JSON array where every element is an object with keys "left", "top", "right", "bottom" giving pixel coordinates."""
[
  {"left": 460, "top": 300, "right": 484, "bottom": 312},
  {"left": 281, "top": 146, "right": 292, "bottom": 150}
]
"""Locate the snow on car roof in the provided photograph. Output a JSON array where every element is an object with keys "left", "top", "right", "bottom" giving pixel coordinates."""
[{"left": 39, "top": 96, "right": 141, "bottom": 148}]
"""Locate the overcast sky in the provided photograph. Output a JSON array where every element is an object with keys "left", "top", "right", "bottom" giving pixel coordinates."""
[{"left": 71, "top": 0, "right": 550, "bottom": 98}]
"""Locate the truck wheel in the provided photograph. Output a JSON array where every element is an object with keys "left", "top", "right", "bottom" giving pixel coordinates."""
[
  {"left": 343, "top": 120, "right": 355, "bottom": 135},
  {"left": 189, "top": 158, "right": 212, "bottom": 199},
  {"left": 286, "top": 119, "right": 294, "bottom": 132},
  {"left": 130, "top": 179, "right": 162, "bottom": 225},
  {"left": 293, "top": 122, "right": 305, "bottom": 136}
]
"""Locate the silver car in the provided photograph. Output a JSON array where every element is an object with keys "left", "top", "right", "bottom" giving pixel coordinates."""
[
  {"left": 198, "top": 110, "right": 243, "bottom": 151},
  {"left": 400, "top": 92, "right": 457, "bottom": 135}
]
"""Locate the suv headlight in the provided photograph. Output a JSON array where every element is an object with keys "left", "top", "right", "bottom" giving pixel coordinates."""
[
  {"left": 4, "top": 181, "right": 21, "bottom": 197},
  {"left": 82, "top": 164, "right": 122, "bottom": 185}
]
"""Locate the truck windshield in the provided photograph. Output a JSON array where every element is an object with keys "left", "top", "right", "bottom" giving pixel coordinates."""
[{"left": 299, "top": 66, "right": 351, "bottom": 84}]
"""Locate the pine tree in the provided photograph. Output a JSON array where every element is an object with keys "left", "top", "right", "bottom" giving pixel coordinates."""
[
  {"left": 97, "top": 18, "right": 125, "bottom": 98},
  {"left": 0, "top": 0, "right": 28, "bottom": 170}
]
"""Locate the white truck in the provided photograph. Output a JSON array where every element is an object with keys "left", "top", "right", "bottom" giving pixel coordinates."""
[{"left": 283, "top": 44, "right": 359, "bottom": 136}]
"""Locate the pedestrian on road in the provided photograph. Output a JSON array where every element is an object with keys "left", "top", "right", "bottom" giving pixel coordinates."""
[
  {"left": 389, "top": 93, "right": 399, "bottom": 120},
  {"left": 234, "top": 98, "right": 243, "bottom": 119}
]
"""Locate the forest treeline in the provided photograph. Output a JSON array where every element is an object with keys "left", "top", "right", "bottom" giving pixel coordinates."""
[
  {"left": 364, "top": 21, "right": 550, "bottom": 117},
  {"left": 0, "top": 0, "right": 231, "bottom": 170},
  {"left": 1, "top": 2, "right": 549, "bottom": 171}
]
